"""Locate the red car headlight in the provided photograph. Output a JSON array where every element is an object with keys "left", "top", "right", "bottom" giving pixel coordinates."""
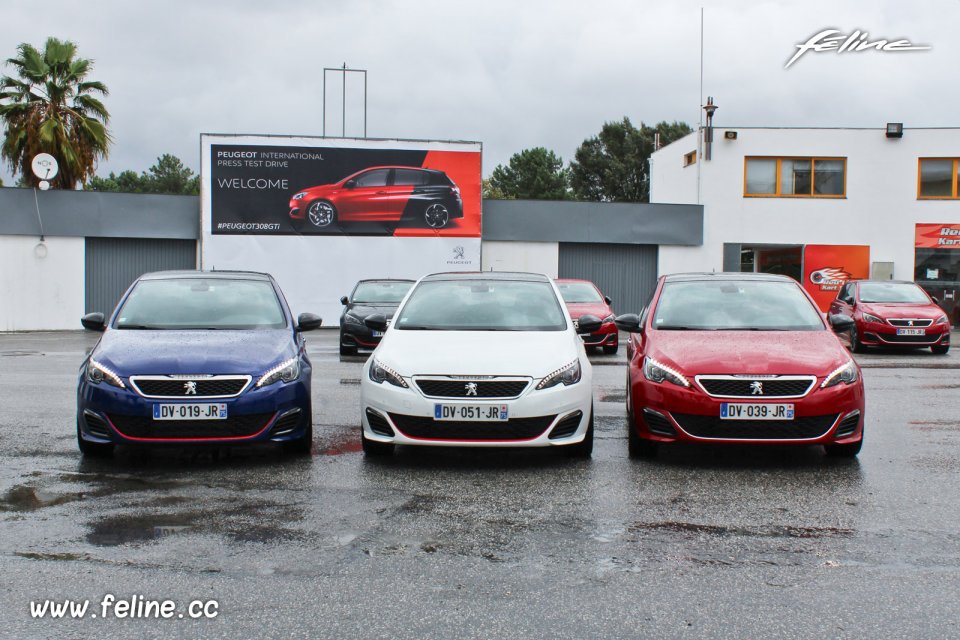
[{"left": 861, "top": 313, "right": 884, "bottom": 324}]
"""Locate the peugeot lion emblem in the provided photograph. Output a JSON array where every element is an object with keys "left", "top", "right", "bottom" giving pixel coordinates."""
[
  {"left": 750, "top": 381, "right": 763, "bottom": 395},
  {"left": 465, "top": 382, "right": 478, "bottom": 396},
  {"left": 908, "top": 320, "right": 914, "bottom": 326},
  {"left": 184, "top": 381, "right": 198, "bottom": 395}
]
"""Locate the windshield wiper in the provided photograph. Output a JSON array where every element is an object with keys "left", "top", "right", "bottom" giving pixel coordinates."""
[
  {"left": 657, "top": 325, "right": 709, "bottom": 331},
  {"left": 116, "top": 324, "right": 166, "bottom": 330}
]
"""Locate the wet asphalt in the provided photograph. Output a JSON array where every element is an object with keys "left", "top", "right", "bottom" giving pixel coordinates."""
[{"left": 1, "top": 330, "right": 959, "bottom": 639}]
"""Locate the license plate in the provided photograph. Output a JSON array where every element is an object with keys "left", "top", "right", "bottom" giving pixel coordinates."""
[
  {"left": 720, "top": 403, "right": 794, "bottom": 420},
  {"left": 434, "top": 404, "right": 509, "bottom": 421},
  {"left": 896, "top": 328, "right": 925, "bottom": 336},
  {"left": 371, "top": 330, "right": 384, "bottom": 337},
  {"left": 153, "top": 403, "right": 228, "bottom": 421}
]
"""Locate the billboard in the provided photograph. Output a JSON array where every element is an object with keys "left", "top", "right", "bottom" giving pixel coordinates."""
[
  {"left": 802, "top": 244, "right": 870, "bottom": 311},
  {"left": 201, "top": 135, "right": 482, "bottom": 323},
  {"left": 916, "top": 223, "right": 960, "bottom": 249}
]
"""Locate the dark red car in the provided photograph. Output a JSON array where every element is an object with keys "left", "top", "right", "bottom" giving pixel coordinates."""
[
  {"left": 616, "top": 273, "right": 864, "bottom": 458},
  {"left": 555, "top": 279, "right": 619, "bottom": 354},
  {"left": 829, "top": 280, "right": 950, "bottom": 354},
  {"left": 289, "top": 166, "right": 462, "bottom": 230}
]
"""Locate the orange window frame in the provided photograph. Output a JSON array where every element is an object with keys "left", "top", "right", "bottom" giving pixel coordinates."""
[
  {"left": 917, "top": 158, "right": 959, "bottom": 199},
  {"left": 743, "top": 156, "right": 847, "bottom": 198}
]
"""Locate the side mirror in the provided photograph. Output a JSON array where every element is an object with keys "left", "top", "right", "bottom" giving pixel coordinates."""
[
  {"left": 296, "top": 313, "right": 323, "bottom": 332},
  {"left": 575, "top": 314, "right": 602, "bottom": 334},
  {"left": 340, "top": 296, "right": 349, "bottom": 306},
  {"left": 828, "top": 313, "right": 855, "bottom": 333},
  {"left": 344, "top": 180, "right": 356, "bottom": 189},
  {"left": 604, "top": 296, "right": 613, "bottom": 305},
  {"left": 931, "top": 295, "right": 941, "bottom": 306},
  {"left": 614, "top": 313, "right": 643, "bottom": 333},
  {"left": 81, "top": 312, "right": 106, "bottom": 332},
  {"left": 365, "top": 313, "right": 388, "bottom": 332}
]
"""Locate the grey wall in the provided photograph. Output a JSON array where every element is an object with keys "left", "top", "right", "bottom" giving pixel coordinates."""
[
  {"left": 482, "top": 199, "right": 702, "bottom": 246},
  {"left": 558, "top": 243, "right": 659, "bottom": 315},
  {"left": 0, "top": 187, "right": 199, "bottom": 239}
]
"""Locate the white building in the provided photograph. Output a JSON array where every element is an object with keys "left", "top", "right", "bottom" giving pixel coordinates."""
[{"left": 651, "top": 124, "right": 960, "bottom": 317}]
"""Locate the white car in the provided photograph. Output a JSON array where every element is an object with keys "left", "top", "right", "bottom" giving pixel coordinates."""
[{"left": 359, "top": 272, "right": 601, "bottom": 457}]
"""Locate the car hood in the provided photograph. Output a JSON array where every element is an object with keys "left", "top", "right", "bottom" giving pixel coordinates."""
[
  {"left": 565, "top": 302, "right": 613, "bottom": 319},
  {"left": 647, "top": 330, "right": 851, "bottom": 376},
  {"left": 92, "top": 329, "right": 296, "bottom": 376},
  {"left": 375, "top": 330, "right": 583, "bottom": 378},
  {"left": 343, "top": 303, "right": 401, "bottom": 320},
  {"left": 859, "top": 303, "right": 944, "bottom": 320}
]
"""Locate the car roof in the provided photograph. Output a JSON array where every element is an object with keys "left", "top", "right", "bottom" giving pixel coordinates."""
[
  {"left": 663, "top": 272, "right": 797, "bottom": 283},
  {"left": 554, "top": 278, "right": 597, "bottom": 285},
  {"left": 137, "top": 270, "right": 274, "bottom": 282},
  {"left": 355, "top": 278, "right": 415, "bottom": 284},
  {"left": 421, "top": 271, "right": 551, "bottom": 283},
  {"left": 357, "top": 166, "right": 444, "bottom": 174}
]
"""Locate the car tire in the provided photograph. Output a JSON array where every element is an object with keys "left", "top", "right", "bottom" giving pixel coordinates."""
[
  {"left": 361, "top": 429, "right": 394, "bottom": 456},
  {"left": 424, "top": 203, "right": 450, "bottom": 229},
  {"left": 564, "top": 405, "right": 594, "bottom": 458},
  {"left": 306, "top": 200, "right": 337, "bottom": 229},
  {"left": 849, "top": 326, "right": 865, "bottom": 353},
  {"left": 339, "top": 331, "right": 357, "bottom": 356},
  {"left": 626, "top": 393, "right": 657, "bottom": 459},
  {"left": 76, "top": 420, "right": 114, "bottom": 457},
  {"left": 932, "top": 344, "right": 950, "bottom": 355},
  {"left": 824, "top": 439, "right": 862, "bottom": 457},
  {"left": 602, "top": 343, "right": 619, "bottom": 355},
  {"left": 285, "top": 420, "right": 313, "bottom": 456}
]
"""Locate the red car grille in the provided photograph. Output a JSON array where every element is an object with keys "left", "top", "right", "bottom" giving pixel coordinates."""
[
  {"left": 389, "top": 413, "right": 555, "bottom": 440},
  {"left": 108, "top": 413, "right": 273, "bottom": 439},
  {"left": 697, "top": 378, "right": 814, "bottom": 398},
  {"left": 671, "top": 413, "right": 839, "bottom": 440},
  {"left": 887, "top": 319, "right": 932, "bottom": 327}
]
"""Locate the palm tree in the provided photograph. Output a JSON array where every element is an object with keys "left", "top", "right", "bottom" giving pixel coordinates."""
[{"left": 0, "top": 37, "right": 111, "bottom": 189}]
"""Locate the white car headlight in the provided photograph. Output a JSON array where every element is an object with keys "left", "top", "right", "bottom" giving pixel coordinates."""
[
  {"left": 257, "top": 357, "right": 300, "bottom": 388},
  {"left": 821, "top": 360, "right": 859, "bottom": 389},
  {"left": 86, "top": 358, "right": 126, "bottom": 389},
  {"left": 536, "top": 359, "right": 582, "bottom": 390},
  {"left": 642, "top": 356, "right": 690, "bottom": 388},
  {"left": 862, "top": 313, "right": 884, "bottom": 324},
  {"left": 292, "top": 192, "right": 307, "bottom": 200},
  {"left": 369, "top": 357, "right": 409, "bottom": 388}
]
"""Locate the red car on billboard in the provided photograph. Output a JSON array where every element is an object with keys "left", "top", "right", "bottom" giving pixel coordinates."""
[
  {"left": 829, "top": 280, "right": 951, "bottom": 354},
  {"left": 289, "top": 166, "right": 463, "bottom": 230},
  {"left": 555, "top": 279, "right": 619, "bottom": 354},
  {"left": 616, "top": 273, "right": 865, "bottom": 458}
]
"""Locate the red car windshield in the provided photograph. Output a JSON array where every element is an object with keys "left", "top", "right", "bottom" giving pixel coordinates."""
[
  {"left": 859, "top": 282, "right": 930, "bottom": 304},
  {"left": 557, "top": 282, "right": 604, "bottom": 303},
  {"left": 653, "top": 280, "right": 824, "bottom": 331}
]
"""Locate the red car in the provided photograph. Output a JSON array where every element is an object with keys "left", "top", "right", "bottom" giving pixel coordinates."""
[
  {"left": 616, "top": 273, "right": 864, "bottom": 458},
  {"left": 555, "top": 279, "right": 619, "bottom": 354},
  {"left": 829, "top": 280, "right": 950, "bottom": 354},
  {"left": 289, "top": 166, "right": 462, "bottom": 230}
]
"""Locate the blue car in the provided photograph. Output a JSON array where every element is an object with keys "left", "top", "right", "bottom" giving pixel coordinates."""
[{"left": 77, "top": 271, "right": 322, "bottom": 456}]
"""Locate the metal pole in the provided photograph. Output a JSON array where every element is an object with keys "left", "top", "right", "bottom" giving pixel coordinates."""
[
  {"left": 364, "top": 70, "right": 367, "bottom": 138},
  {"left": 322, "top": 69, "right": 327, "bottom": 137},
  {"left": 342, "top": 63, "right": 347, "bottom": 137}
]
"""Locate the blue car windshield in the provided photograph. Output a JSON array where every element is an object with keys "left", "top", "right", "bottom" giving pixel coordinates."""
[
  {"left": 394, "top": 280, "right": 567, "bottom": 331},
  {"left": 114, "top": 279, "right": 286, "bottom": 330},
  {"left": 653, "top": 280, "right": 825, "bottom": 331}
]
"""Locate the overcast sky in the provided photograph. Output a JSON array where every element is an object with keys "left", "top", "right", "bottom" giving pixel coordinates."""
[{"left": 1, "top": 0, "right": 955, "bottom": 185}]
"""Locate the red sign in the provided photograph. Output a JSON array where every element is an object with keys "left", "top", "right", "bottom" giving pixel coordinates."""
[
  {"left": 916, "top": 224, "right": 960, "bottom": 249},
  {"left": 802, "top": 245, "right": 870, "bottom": 311}
]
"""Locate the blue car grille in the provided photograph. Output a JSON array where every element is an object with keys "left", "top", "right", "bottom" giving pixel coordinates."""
[
  {"left": 108, "top": 413, "right": 273, "bottom": 439},
  {"left": 130, "top": 377, "right": 249, "bottom": 398}
]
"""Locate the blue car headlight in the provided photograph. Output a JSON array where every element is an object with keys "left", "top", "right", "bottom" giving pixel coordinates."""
[
  {"left": 86, "top": 358, "right": 126, "bottom": 389},
  {"left": 536, "top": 359, "right": 581, "bottom": 390},
  {"left": 257, "top": 357, "right": 301, "bottom": 388},
  {"left": 369, "top": 357, "right": 408, "bottom": 388}
]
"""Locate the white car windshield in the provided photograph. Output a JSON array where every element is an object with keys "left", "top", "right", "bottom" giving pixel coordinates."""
[
  {"left": 653, "top": 280, "right": 824, "bottom": 331},
  {"left": 394, "top": 279, "right": 567, "bottom": 331}
]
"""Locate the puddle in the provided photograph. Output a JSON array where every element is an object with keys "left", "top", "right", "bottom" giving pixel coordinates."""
[
  {"left": 1, "top": 485, "right": 84, "bottom": 511},
  {"left": 314, "top": 426, "right": 363, "bottom": 456},
  {"left": 0, "top": 350, "right": 41, "bottom": 357},
  {"left": 597, "top": 389, "right": 626, "bottom": 403},
  {"left": 15, "top": 551, "right": 90, "bottom": 562},
  {"left": 87, "top": 512, "right": 200, "bottom": 546},
  {"left": 339, "top": 378, "right": 361, "bottom": 386},
  {"left": 629, "top": 521, "right": 854, "bottom": 539}
]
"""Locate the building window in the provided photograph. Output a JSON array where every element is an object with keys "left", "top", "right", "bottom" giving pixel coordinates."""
[
  {"left": 918, "top": 158, "right": 958, "bottom": 198},
  {"left": 744, "top": 157, "right": 846, "bottom": 197},
  {"left": 683, "top": 150, "right": 697, "bottom": 167}
]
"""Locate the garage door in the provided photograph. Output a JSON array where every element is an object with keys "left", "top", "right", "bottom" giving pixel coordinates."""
[
  {"left": 85, "top": 238, "right": 197, "bottom": 314},
  {"left": 558, "top": 243, "right": 658, "bottom": 316}
]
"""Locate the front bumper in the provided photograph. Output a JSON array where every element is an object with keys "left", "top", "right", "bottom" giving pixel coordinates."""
[
  {"left": 341, "top": 324, "right": 383, "bottom": 350},
  {"left": 857, "top": 320, "right": 950, "bottom": 347},
  {"left": 77, "top": 371, "right": 312, "bottom": 446},
  {"left": 360, "top": 365, "right": 593, "bottom": 448},
  {"left": 580, "top": 322, "right": 618, "bottom": 347},
  {"left": 629, "top": 374, "right": 864, "bottom": 446}
]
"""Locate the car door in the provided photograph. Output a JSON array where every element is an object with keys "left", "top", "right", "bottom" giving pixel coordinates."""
[
  {"left": 337, "top": 168, "right": 393, "bottom": 221},
  {"left": 830, "top": 282, "right": 855, "bottom": 317},
  {"left": 388, "top": 168, "right": 425, "bottom": 221}
]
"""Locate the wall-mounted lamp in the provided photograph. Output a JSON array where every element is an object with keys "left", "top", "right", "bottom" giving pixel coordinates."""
[
  {"left": 886, "top": 122, "right": 903, "bottom": 139},
  {"left": 724, "top": 131, "right": 738, "bottom": 140}
]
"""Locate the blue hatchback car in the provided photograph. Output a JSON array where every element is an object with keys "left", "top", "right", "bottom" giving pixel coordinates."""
[{"left": 77, "top": 271, "right": 322, "bottom": 456}]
